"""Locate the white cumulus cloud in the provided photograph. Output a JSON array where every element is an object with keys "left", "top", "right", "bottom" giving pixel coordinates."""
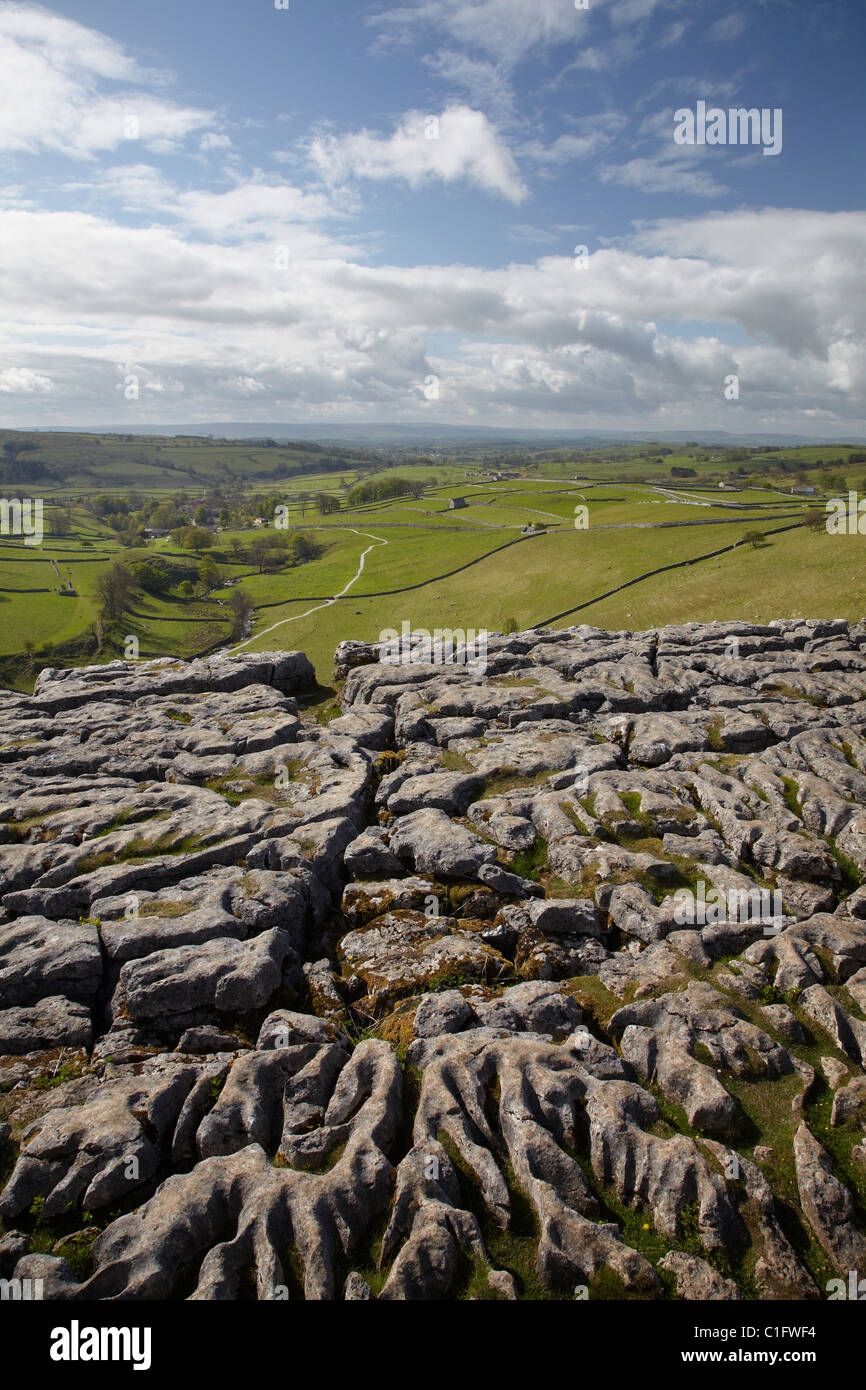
[
  {"left": 0, "top": 2, "right": 215, "bottom": 158},
  {"left": 0, "top": 366, "right": 53, "bottom": 393},
  {"left": 310, "top": 105, "right": 527, "bottom": 202}
]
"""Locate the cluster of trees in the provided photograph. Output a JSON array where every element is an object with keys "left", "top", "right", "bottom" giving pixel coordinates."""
[
  {"left": 96, "top": 556, "right": 255, "bottom": 645},
  {"left": 0, "top": 438, "right": 50, "bottom": 483},
  {"left": 246, "top": 530, "right": 320, "bottom": 572},
  {"left": 2, "top": 439, "right": 38, "bottom": 459},
  {"left": 129, "top": 558, "right": 172, "bottom": 593},
  {"left": 124, "top": 519, "right": 322, "bottom": 586},
  {"left": 79, "top": 476, "right": 407, "bottom": 543},
  {"left": 347, "top": 476, "right": 424, "bottom": 506},
  {"left": 171, "top": 525, "right": 213, "bottom": 552},
  {"left": 87, "top": 492, "right": 217, "bottom": 542},
  {"left": 88, "top": 494, "right": 147, "bottom": 542}
]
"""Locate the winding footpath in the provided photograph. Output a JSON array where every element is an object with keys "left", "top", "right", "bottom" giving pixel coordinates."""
[{"left": 232, "top": 527, "right": 388, "bottom": 651}]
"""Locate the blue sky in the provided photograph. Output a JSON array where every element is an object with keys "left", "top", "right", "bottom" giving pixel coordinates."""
[{"left": 0, "top": 0, "right": 863, "bottom": 434}]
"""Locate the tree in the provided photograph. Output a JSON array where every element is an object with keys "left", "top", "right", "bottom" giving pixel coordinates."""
[
  {"left": 194, "top": 505, "right": 210, "bottom": 525},
  {"left": 48, "top": 507, "right": 73, "bottom": 537},
  {"left": 198, "top": 556, "right": 221, "bottom": 591},
  {"left": 348, "top": 476, "right": 416, "bottom": 506},
  {"left": 2, "top": 439, "right": 36, "bottom": 460},
  {"left": 94, "top": 563, "right": 132, "bottom": 622},
  {"left": 291, "top": 531, "right": 319, "bottom": 562},
  {"left": 177, "top": 579, "right": 195, "bottom": 598},
  {"left": 804, "top": 508, "right": 825, "bottom": 532},
  {"left": 182, "top": 526, "right": 213, "bottom": 553},
  {"left": 131, "top": 559, "right": 171, "bottom": 593},
  {"left": 249, "top": 534, "right": 283, "bottom": 573},
  {"left": 153, "top": 502, "right": 181, "bottom": 531},
  {"left": 743, "top": 530, "right": 765, "bottom": 550},
  {"left": 315, "top": 493, "right": 340, "bottom": 515},
  {"left": 226, "top": 588, "right": 254, "bottom": 640}
]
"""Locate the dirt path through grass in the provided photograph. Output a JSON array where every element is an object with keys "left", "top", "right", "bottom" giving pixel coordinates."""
[{"left": 232, "top": 528, "right": 388, "bottom": 651}]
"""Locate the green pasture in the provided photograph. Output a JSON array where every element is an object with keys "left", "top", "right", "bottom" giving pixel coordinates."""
[
  {"left": 584, "top": 525, "right": 866, "bottom": 633},
  {"left": 0, "top": 431, "right": 862, "bottom": 688},
  {"left": 238, "top": 515, "right": 807, "bottom": 682}
]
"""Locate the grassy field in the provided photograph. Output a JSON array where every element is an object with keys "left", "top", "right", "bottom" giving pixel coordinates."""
[
  {"left": 1, "top": 431, "right": 862, "bottom": 690},
  {"left": 235, "top": 510, "right": 827, "bottom": 681},
  {"left": 585, "top": 525, "right": 866, "bottom": 631},
  {"left": 0, "top": 428, "right": 466, "bottom": 496}
]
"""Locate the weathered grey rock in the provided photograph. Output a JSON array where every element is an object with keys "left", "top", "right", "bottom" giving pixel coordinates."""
[
  {"left": 386, "top": 770, "right": 485, "bottom": 817},
  {"left": 697, "top": 1137, "right": 816, "bottom": 1297},
  {"left": 761, "top": 1003, "right": 806, "bottom": 1044},
  {"left": 598, "top": 939, "right": 683, "bottom": 999},
  {"left": 343, "top": 827, "right": 405, "bottom": 879},
  {"left": 517, "top": 928, "right": 609, "bottom": 981},
  {"left": 413, "top": 990, "right": 475, "bottom": 1039},
  {"left": 343, "top": 1271, "right": 372, "bottom": 1299},
  {"left": 4, "top": 631, "right": 866, "bottom": 1301},
  {"left": 31, "top": 651, "right": 315, "bottom": 710},
  {"left": 798, "top": 983, "right": 866, "bottom": 1064},
  {"left": 831, "top": 1075, "right": 866, "bottom": 1127},
  {"left": 470, "top": 809, "right": 536, "bottom": 851},
  {"left": 12, "top": 1042, "right": 401, "bottom": 1300},
  {"left": 257, "top": 1009, "right": 349, "bottom": 1050},
  {"left": 820, "top": 1055, "right": 850, "bottom": 1089},
  {"left": 338, "top": 911, "right": 509, "bottom": 1013},
  {"left": 0, "top": 1058, "right": 209, "bottom": 1220},
  {"left": 341, "top": 877, "right": 435, "bottom": 927},
  {"left": 611, "top": 981, "right": 793, "bottom": 1135},
  {"left": 379, "top": 1141, "right": 515, "bottom": 1300},
  {"left": 0, "top": 1230, "right": 29, "bottom": 1277},
  {"left": 0, "top": 996, "right": 92, "bottom": 1054},
  {"left": 388, "top": 809, "right": 497, "bottom": 879},
  {"left": 473, "top": 981, "right": 583, "bottom": 1037},
  {"left": 196, "top": 1041, "right": 349, "bottom": 1159},
  {"left": 0, "top": 918, "right": 101, "bottom": 1006},
  {"left": 793, "top": 1122, "right": 866, "bottom": 1274},
  {"left": 658, "top": 1250, "right": 742, "bottom": 1300},
  {"left": 527, "top": 898, "right": 603, "bottom": 937},
  {"left": 477, "top": 862, "right": 542, "bottom": 897},
  {"left": 177, "top": 1026, "right": 242, "bottom": 1054},
  {"left": 120, "top": 928, "right": 295, "bottom": 1025},
  {"left": 326, "top": 710, "right": 394, "bottom": 750}
]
